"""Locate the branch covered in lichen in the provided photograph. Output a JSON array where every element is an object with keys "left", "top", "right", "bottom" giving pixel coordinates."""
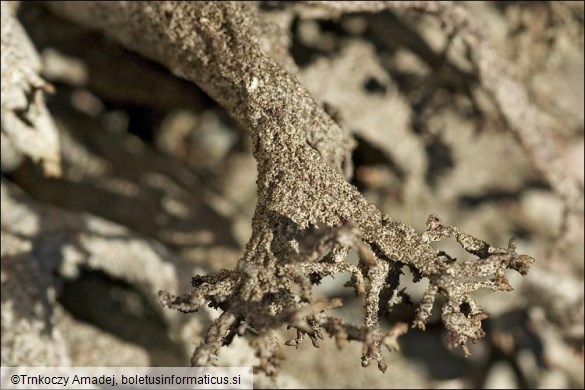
[{"left": 49, "top": 1, "right": 535, "bottom": 375}]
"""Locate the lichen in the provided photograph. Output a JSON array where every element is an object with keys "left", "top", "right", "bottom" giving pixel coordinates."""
[{"left": 47, "top": 1, "right": 539, "bottom": 375}]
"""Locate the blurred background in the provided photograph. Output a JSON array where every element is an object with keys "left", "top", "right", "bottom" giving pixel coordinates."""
[{"left": 1, "top": 1, "right": 583, "bottom": 388}]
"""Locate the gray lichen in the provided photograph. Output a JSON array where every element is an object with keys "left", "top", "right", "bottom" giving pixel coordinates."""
[{"left": 47, "top": 1, "right": 536, "bottom": 375}]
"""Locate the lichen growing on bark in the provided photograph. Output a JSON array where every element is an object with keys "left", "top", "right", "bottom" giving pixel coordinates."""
[{"left": 42, "top": 1, "right": 543, "bottom": 376}]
